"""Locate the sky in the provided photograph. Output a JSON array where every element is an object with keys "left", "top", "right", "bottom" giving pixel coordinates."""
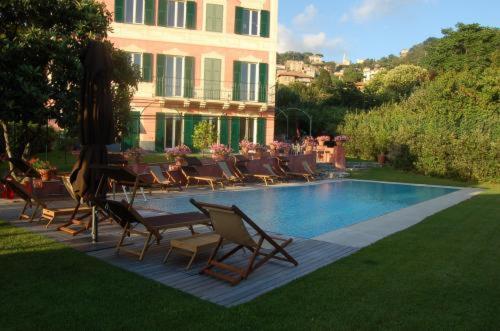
[{"left": 278, "top": 0, "right": 500, "bottom": 63}]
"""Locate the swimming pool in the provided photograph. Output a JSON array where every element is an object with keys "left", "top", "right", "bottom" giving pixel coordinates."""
[{"left": 144, "top": 180, "right": 458, "bottom": 239}]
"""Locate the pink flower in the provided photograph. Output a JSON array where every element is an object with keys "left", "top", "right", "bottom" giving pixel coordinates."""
[
  {"left": 210, "top": 144, "right": 232, "bottom": 156},
  {"left": 165, "top": 144, "right": 192, "bottom": 156},
  {"left": 334, "top": 135, "right": 349, "bottom": 142}
]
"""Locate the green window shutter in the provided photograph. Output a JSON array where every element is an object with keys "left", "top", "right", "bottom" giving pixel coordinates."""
[
  {"left": 184, "top": 56, "right": 195, "bottom": 98},
  {"left": 142, "top": 53, "right": 153, "bottom": 82},
  {"left": 156, "top": 54, "right": 166, "bottom": 96},
  {"left": 145, "top": 0, "right": 155, "bottom": 25},
  {"left": 258, "top": 63, "right": 268, "bottom": 102},
  {"left": 158, "top": 0, "right": 167, "bottom": 26},
  {"left": 114, "top": 0, "right": 124, "bottom": 22},
  {"left": 186, "top": 1, "right": 197, "bottom": 29},
  {"left": 155, "top": 112, "right": 166, "bottom": 152},
  {"left": 122, "top": 111, "right": 141, "bottom": 150},
  {"left": 204, "top": 58, "right": 221, "bottom": 100},
  {"left": 232, "top": 61, "right": 241, "bottom": 101},
  {"left": 260, "top": 10, "right": 270, "bottom": 37},
  {"left": 219, "top": 117, "right": 228, "bottom": 145},
  {"left": 230, "top": 117, "right": 240, "bottom": 151},
  {"left": 257, "top": 118, "right": 266, "bottom": 145},
  {"left": 234, "top": 7, "right": 244, "bottom": 34}
]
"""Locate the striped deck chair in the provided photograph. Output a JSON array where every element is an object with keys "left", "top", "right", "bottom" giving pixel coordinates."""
[{"left": 191, "top": 199, "right": 298, "bottom": 285}]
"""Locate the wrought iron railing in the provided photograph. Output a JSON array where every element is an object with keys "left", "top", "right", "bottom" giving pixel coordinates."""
[{"left": 154, "top": 78, "right": 275, "bottom": 104}]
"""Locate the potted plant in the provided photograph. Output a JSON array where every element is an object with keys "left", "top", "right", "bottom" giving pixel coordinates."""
[
  {"left": 239, "top": 139, "right": 256, "bottom": 156},
  {"left": 210, "top": 143, "right": 232, "bottom": 161},
  {"left": 278, "top": 142, "right": 292, "bottom": 155},
  {"left": 165, "top": 144, "right": 192, "bottom": 169},
  {"left": 316, "top": 135, "right": 330, "bottom": 146},
  {"left": 301, "top": 136, "right": 316, "bottom": 154},
  {"left": 29, "top": 158, "right": 55, "bottom": 181},
  {"left": 125, "top": 147, "right": 147, "bottom": 165}
]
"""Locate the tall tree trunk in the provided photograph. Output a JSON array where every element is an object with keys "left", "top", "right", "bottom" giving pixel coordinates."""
[{"left": 0, "top": 120, "right": 14, "bottom": 171}]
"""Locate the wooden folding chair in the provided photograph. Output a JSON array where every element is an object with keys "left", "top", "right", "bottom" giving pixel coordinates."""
[
  {"left": 277, "top": 157, "right": 314, "bottom": 182},
  {"left": 52, "top": 176, "right": 93, "bottom": 234},
  {"left": 191, "top": 199, "right": 298, "bottom": 285},
  {"left": 0, "top": 177, "right": 45, "bottom": 221},
  {"left": 5, "top": 158, "right": 41, "bottom": 181},
  {"left": 97, "top": 199, "right": 211, "bottom": 261},
  {"left": 217, "top": 161, "right": 244, "bottom": 186}
]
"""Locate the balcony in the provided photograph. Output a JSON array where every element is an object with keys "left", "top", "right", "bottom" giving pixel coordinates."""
[{"left": 154, "top": 78, "right": 275, "bottom": 110}]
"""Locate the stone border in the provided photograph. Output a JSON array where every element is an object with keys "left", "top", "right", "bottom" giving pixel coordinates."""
[{"left": 313, "top": 185, "right": 482, "bottom": 248}]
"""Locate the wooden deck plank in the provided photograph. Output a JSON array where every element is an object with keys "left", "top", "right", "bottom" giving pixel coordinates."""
[{"left": 2, "top": 202, "right": 359, "bottom": 307}]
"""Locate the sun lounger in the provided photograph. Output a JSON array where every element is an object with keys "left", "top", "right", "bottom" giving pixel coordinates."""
[
  {"left": 232, "top": 155, "right": 277, "bottom": 186},
  {"left": 53, "top": 176, "right": 93, "bottom": 235},
  {"left": 149, "top": 165, "right": 182, "bottom": 191},
  {"left": 301, "top": 161, "right": 317, "bottom": 179},
  {"left": 0, "top": 177, "right": 92, "bottom": 229},
  {"left": 191, "top": 199, "right": 298, "bottom": 285},
  {"left": 277, "top": 157, "right": 314, "bottom": 182},
  {"left": 98, "top": 199, "right": 211, "bottom": 261},
  {"left": 217, "top": 161, "right": 244, "bottom": 185},
  {"left": 181, "top": 157, "right": 225, "bottom": 190},
  {"left": 262, "top": 163, "right": 288, "bottom": 182},
  {"left": 5, "top": 157, "right": 41, "bottom": 180}
]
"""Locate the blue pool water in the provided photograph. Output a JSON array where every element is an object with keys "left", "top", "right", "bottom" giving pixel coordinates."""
[{"left": 144, "top": 181, "right": 458, "bottom": 239}]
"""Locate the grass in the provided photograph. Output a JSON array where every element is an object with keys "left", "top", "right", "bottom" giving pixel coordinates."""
[{"left": 1, "top": 169, "right": 499, "bottom": 329}]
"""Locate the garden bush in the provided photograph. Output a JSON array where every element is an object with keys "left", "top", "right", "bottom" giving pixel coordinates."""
[{"left": 340, "top": 69, "right": 499, "bottom": 182}]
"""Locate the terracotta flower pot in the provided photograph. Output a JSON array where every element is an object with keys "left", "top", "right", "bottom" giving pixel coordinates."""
[{"left": 39, "top": 169, "right": 51, "bottom": 181}]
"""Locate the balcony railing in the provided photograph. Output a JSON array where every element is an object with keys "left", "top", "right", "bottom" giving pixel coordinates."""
[{"left": 154, "top": 78, "right": 275, "bottom": 104}]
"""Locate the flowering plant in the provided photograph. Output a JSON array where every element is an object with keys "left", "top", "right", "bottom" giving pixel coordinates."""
[
  {"left": 210, "top": 143, "right": 232, "bottom": 156},
  {"left": 239, "top": 139, "right": 258, "bottom": 151},
  {"left": 165, "top": 144, "right": 192, "bottom": 157},
  {"left": 125, "top": 147, "right": 147, "bottom": 160},
  {"left": 269, "top": 141, "right": 291, "bottom": 150},
  {"left": 316, "top": 135, "right": 331, "bottom": 142},
  {"left": 334, "top": 135, "right": 349, "bottom": 142},
  {"left": 301, "top": 136, "right": 316, "bottom": 148},
  {"left": 29, "top": 158, "right": 54, "bottom": 171}
]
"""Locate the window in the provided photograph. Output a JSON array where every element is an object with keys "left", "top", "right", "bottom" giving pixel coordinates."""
[
  {"left": 167, "top": 0, "right": 186, "bottom": 28},
  {"left": 242, "top": 8, "right": 259, "bottom": 36},
  {"left": 164, "top": 116, "right": 183, "bottom": 148},
  {"left": 124, "top": 0, "right": 144, "bottom": 24},
  {"left": 238, "top": 118, "right": 256, "bottom": 142},
  {"left": 205, "top": 3, "right": 223, "bottom": 32},
  {"left": 165, "top": 56, "right": 184, "bottom": 97},
  {"left": 127, "top": 52, "right": 152, "bottom": 82},
  {"left": 239, "top": 62, "right": 258, "bottom": 101}
]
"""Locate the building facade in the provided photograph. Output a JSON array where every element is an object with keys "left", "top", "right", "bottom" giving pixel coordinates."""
[{"left": 104, "top": 0, "right": 278, "bottom": 152}]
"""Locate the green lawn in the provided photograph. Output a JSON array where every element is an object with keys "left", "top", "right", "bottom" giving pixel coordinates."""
[{"left": 1, "top": 167, "right": 499, "bottom": 329}]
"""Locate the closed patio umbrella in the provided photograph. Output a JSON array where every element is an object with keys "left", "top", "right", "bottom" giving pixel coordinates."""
[{"left": 70, "top": 40, "right": 114, "bottom": 242}]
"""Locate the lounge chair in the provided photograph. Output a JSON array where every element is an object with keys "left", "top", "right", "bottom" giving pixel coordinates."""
[
  {"left": 98, "top": 199, "right": 211, "bottom": 261},
  {"left": 217, "top": 161, "right": 244, "bottom": 185},
  {"left": 94, "top": 165, "right": 153, "bottom": 204},
  {"left": 232, "top": 155, "right": 277, "bottom": 186},
  {"left": 191, "top": 199, "right": 298, "bottom": 285},
  {"left": 53, "top": 176, "right": 94, "bottom": 235},
  {"left": 0, "top": 177, "right": 92, "bottom": 229},
  {"left": 181, "top": 157, "right": 225, "bottom": 190},
  {"left": 5, "top": 157, "right": 41, "bottom": 180},
  {"left": 262, "top": 163, "right": 288, "bottom": 183},
  {"left": 301, "top": 161, "right": 317, "bottom": 179},
  {"left": 277, "top": 157, "right": 314, "bottom": 182},
  {"left": 149, "top": 165, "right": 182, "bottom": 191}
]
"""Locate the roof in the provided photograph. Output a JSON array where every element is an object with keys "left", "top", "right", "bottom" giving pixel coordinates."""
[{"left": 277, "top": 71, "right": 313, "bottom": 79}]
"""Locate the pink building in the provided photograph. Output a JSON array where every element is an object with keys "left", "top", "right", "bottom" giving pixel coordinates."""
[{"left": 103, "top": 0, "right": 278, "bottom": 152}]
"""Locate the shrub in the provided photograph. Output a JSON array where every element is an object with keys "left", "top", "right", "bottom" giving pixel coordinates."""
[{"left": 192, "top": 121, "right": 217, "bottom": 152}]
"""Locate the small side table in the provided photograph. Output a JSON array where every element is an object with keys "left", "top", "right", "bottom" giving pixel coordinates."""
[{"left": 163, "top": 233, "right": 221, "bottom": 270}]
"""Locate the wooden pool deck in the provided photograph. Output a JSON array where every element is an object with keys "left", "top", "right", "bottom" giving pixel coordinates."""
[{"left": 1, "top": 196, "right": 358, "bottom": 307}]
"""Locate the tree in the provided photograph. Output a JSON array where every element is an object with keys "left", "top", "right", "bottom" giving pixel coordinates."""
[
  {"left": 342, "top": 67, "right": 364, "bottom": 83},
  {"left": 0, "top": 0, "right": 139, "bottom": 159},
  {"left": 422, "top": 23, "right": 500, "bottom": 73},
  {"left": 192, "top": 121, "right": 217, "bottom": 153}
]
